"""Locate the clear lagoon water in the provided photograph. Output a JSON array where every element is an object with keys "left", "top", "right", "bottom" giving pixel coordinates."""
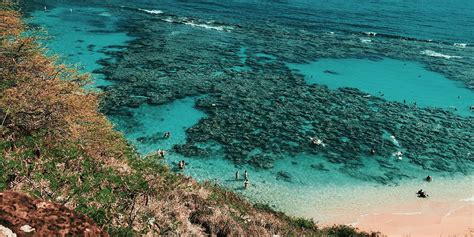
[
  {"left": 288, "top": 58, "right": 474, "bottom": 116},
  {"left": 25, "top": 0, "right": 474, "bottom": 224}
]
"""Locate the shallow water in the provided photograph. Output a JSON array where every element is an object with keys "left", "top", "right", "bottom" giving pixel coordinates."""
[
  {"left": 289, "top": 58, "right": 474, "bottom": 116},
  {"left": 29, "top": 6, "right": 132, "bottom": 87},
  {"left": 109, "top": 97, "right": 206, "bottom": 154},
  {"left": 26, "top": 0, "right": 474, "bottom": 224}
]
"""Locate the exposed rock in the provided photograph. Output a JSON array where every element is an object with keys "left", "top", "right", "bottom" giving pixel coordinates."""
[{"left": 0, "top": 192, "right": 107, "bottom": 236}]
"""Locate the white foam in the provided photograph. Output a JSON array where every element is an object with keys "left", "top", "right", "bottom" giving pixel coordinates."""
[
  {"left": 184, "top": 21, "right": 231, "bottom": 31},
  {"left": 138, "top": 8, "right": 163, "bottom": 15},
  {"left": 98, "top": 12, "right": 111, "bottom": 17},
  {"left": 421, "top": 50, "right": 462, "bottom": 59},
  {"left": 460, "top": 196, "right": 474, "bottom": 202},
  {"left": 454, "top": 43, "right": 467, "bottom": 48},
  {"left": 360, "top": 38, "right": 372, "bottom": 43},
  {"left": 162, "top": 17, "right": 173, "bottom": 23},
  {"left": 364, "top": 31, "right": 377, "bottom": 37}
]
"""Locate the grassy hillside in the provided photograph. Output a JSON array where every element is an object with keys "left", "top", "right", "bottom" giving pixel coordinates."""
[{"left": 0, "top": 2, "right": 373, "bottom": 236}]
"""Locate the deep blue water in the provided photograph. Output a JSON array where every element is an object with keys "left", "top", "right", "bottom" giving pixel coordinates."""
[
  {"left": 162, "top": 0, "right": 474, "bottom": 43},
  {"left": 26, "top": 0, "right": 474, "bottom": 223},
  {"left": 27, "top": 0, "right": 474, "bottom": 43}
]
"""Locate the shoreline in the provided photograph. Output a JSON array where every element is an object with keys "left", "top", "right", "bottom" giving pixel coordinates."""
[
  {"left": 316, "top": 175, "right": 474, "bottom": 236},
  {"left": 348, "top": 199, "right": 474, "bottom": 236},
  {"left": 164, "top": 151, "right": 474, "bottom": 236}
]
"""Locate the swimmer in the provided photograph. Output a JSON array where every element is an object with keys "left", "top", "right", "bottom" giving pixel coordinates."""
[
  {"left": 370, "top": 148, "right": 376, "bottom": 156},
  {"left": 244, "top": 179, "right": 250, "bottom": 189},
  {"left": 178, "top": 160, "right": 184, "bottom": 170},
  {"left": 425, "top": 175, "right": 432, "bottom": 182},
  {"left": 163, "top": 132, "right": 171, "bottom": 138},
  {"left": 310, "top": 137, "right": 322, "bottom": 145}
]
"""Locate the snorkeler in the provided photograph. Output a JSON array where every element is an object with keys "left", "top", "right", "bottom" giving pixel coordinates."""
[{"left": 310, "top": 137, "right": 325, "bottom": 146}]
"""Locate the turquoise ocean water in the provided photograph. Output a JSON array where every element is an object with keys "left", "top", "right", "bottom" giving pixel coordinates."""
[{"left": 25, "top": 0, "right": 473, "bottom": 223}]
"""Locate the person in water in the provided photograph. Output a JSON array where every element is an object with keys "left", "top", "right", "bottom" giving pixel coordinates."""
[
  {"left": 425, "top": 175, "right": 432, "bottom": 182},
  {"left": 163, "top": 132, "right": 171, "bottom": 139},
  {"left": 235, "top": 171, "right": 240, "bottom": 180},
  {"left": 244, "top": 170, "right": 248, "bottom": 180},
  {"left": 178, "top": 160, "right": 185, "bottom": 170},
  {"left": 157, "top": 150, "right": 165, "bottom": 158},
  {"left": 244, "top": 179, "right": 250, "bottom": 189}
]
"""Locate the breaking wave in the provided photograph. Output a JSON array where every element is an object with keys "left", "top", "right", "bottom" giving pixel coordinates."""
[
  {"left": 420, "top": 50, "right": 462, "bottom": 59},
  {"left": 138, "top": 8, "right": 163, "bottom": 15}
]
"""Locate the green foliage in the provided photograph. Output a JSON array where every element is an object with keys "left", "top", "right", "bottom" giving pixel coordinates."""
[
  {"left": 107, "top": 227, "right": 135, "bottom": 237},
  {"left": 290, "top": 217, "right": 317, "bottom": 230},
  {"left": 324, "top": 225, "right": 372, "bottom": 237},
  {"left": 253, "top": 203, "right": 278, "bottom": 213}
]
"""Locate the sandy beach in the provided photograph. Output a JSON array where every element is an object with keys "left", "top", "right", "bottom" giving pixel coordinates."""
[
  {"left": 318, "top": 176, "right": 474, "bottom": 236},
  {"left": 352, "top": 199, "right": 474, "bottom": 236}
]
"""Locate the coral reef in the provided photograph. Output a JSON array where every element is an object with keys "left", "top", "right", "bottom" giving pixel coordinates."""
[{"left": 96, "top": 8, "right": 474, "bottom": 184}]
